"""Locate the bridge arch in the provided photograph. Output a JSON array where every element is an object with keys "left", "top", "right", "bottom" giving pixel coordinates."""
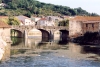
[
  {"left": 28, "top": 28, "right": 50, "bottom": 42},
  {"left": 11, "top": 29, "right": 23, "bottom": 38},
  {"left": 38, "top": 29, "right": 50, "bottom": 42},
  {"left": 54, "top": 29, "right": 69, "bottom": 40},
  {"left": 28, "top": 28, "right": 42, "bottom": 38},
  {"left": 59, "top": 30, "right": 69, "bottom": 40}
]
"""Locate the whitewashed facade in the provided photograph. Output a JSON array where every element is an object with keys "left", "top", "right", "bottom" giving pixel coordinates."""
[
  {"left": 37, "top": 18, "right": 55, "bottom": 26},
  {"left": 16, "top": 15, "right": 35, "bottom": 25}
]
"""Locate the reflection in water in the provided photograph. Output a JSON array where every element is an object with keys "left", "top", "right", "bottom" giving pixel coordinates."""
[
  {"left": 11, "top": 37, "right": 100, "bottom": 56},
  {"left": 58, "top": 38, "right": 68, "bottom": 45},
  {"left": 68, "top": 43, "right": 83, "bottom": 53},
  {"left": 82, "top": 46, "right": 100, "bottom": 55},
  {"left": 42, "top": 37, "right": 49, "bottom": 42},
  {"left": 1, "top": 37, "right": 100, "bottom": 67},
  {"left": 11, "top": 37, "right": 24, "bottom": 46}
]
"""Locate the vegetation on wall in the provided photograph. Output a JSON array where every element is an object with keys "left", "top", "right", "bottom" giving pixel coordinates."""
[
  {"left": 8, "top": 17, "right": 20, "bottom": 25},
  {"left": 58, "top": 20, "right": 69, "bottom": 26},
  {"left": 0, "top": 16, "right": 20, "bottom": 25}
]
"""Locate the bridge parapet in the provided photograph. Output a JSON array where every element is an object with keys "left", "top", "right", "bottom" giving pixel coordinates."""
[
  {"left": 59, "top": 26, "right": 69, "bottom": 30},
  {"left": 11, "top": 25, "right": 69, "bottom": 31}
]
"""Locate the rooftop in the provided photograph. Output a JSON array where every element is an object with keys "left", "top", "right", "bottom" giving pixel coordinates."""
[
  {"left": 0, "top": 16, "right": 8, "bottom": 18},
  {"left": 70, "top": 16, "right": 100, "bottom": 21},
  {"left": 39, "top": 18, "right": 47, "bottom": 21},
  {"left": 16, "top": 15, "right": 29, "bottom": 20},
  {"left": 0, "top": 21, "right": 10, "bottom": 28}
]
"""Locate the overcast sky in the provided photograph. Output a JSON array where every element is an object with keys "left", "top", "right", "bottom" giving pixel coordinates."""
[{"left": 37, "top": 0, "right": 100, "bottom": 15}]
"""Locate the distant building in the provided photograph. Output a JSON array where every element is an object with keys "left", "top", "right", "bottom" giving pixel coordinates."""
[
  {"left": 46, "top": 16, "right": 59, "bottom": 22},
  {"left": 31, "top": 16, "right": 41, "bottom": 22},
  {"left": 16, "top": 15, "right": 35, "bottom": 25},
  {"left": 37, "top": 17, "right": 55, "bottom": 26},
  {"left": 69, "top": 16, "right": 100, "bottom": 38},
  {"left": 0, "top": 3, "right": 7, "bottom": 8}
]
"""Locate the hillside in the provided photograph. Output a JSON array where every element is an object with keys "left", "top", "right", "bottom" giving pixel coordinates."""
[{"left": 0, "top": 0, "right": 99, "bottom": 17}]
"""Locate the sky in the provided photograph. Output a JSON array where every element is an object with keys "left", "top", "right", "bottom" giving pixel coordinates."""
[{"left": 37, "top": 0, "right": 100, "bottom": 15}]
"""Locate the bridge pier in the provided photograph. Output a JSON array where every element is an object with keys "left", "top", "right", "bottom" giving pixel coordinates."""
[
  {"left": 49, "top": 30, "right": 54, "bottom": 41},
  {"left": 40, "top": 30, "right": 55, "bottom": 42},
  {"left": 24, "top": 30, "right": 28, "bottom": 38}
]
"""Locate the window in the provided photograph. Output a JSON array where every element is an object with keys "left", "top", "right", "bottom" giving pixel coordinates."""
[
  {"left": 92, "top": 24, "right": 94, "bottom": 28},
  {"left": 86, "top": 24, "right": 88, "bottom": 27}
]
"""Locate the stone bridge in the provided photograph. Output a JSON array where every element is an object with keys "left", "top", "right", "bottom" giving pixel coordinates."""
[{"left": 11, "top": 25, "right": 69, "bottom": 41}]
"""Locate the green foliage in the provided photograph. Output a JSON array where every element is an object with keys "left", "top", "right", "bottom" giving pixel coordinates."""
[
  {"left": 0, "top": 0, "right": 99, "bottom": 16},
  {"left": 0, "top": 0, "right": 2, "bottom": 3},
  {"left": 0, "top": 17, "right": 8, "bottom": 23},
  {"left": 8, "top": 17, "right": 20, "bottom": 25},
  {"left": 58, "top": 20, "right": 69, "bottom": 26},
  {"left": 24, "top": 11, "right": 31, "bottom": 17}
]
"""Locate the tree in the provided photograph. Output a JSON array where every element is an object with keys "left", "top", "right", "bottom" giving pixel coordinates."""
[
  {"left": 24, "top": 11, "right": 31, "bottom": 17},
  {"left": 0, "top": 0, "right": 99, "bottom": 16},
  {"left": 68, "top": 9, "right": 76, "bottom": 16},
  {"left": 8, "top": 17, "right": 20, "bottom": 25}
]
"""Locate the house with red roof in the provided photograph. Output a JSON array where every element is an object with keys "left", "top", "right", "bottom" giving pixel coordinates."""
[
  {"left": 37, "top": 17, "right": 55, "bottom": 26},
  {"left": 69, "top": 16, "right": 100, "bottom": 38},
  {"left": 16, "top": 15, "right": 35, "bottom": 25}
]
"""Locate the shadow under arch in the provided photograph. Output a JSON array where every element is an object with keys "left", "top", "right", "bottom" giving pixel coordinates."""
[
  {"left": 11, "top": 29, "right": 23, "bottom": 38},
  {"left": 28, "top": 28, "right": 50, "bottom": 42},
  {"left": 58, "top": 30, "right": 69, "bottom": 45},
  {"left": 38, "top": 29, "right": 50, "bottom": 42}
]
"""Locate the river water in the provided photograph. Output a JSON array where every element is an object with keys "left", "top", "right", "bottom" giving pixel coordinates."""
[{"left": 0, "top": 37, "right": 100, "bottom": 67}]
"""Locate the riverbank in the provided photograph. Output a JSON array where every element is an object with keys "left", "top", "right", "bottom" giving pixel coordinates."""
[{"left": 71, "top": 32, "right": 100, "bottom": 45}]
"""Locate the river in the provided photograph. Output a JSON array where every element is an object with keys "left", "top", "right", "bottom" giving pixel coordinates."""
[{"left": 0, "top": 37, "right": 100, "bottom": 67}]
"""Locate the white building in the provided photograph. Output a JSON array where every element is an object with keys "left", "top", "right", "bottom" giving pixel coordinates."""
[
  {"left": 31, "top": 16, "right": 41, "bottom": 22},
  {"left": 37, "top": 18, "right": 55, "bottom": 26},
  {"left": 16, "top": 15, "right": 35, "bottom": 25}
]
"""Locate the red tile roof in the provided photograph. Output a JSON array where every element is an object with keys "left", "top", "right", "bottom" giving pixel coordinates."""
[
  {"left": 0, "top": 21, "right": 10, "bottom": 28},
  {"left": 40, "top": 18, "right": 46, "bottom": 20},
  {"left": 0, "top": 16, "right": 8, "bottom": 19},
  {"left": 70, "top": 16, "right": 100, "bottom": 21}
]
